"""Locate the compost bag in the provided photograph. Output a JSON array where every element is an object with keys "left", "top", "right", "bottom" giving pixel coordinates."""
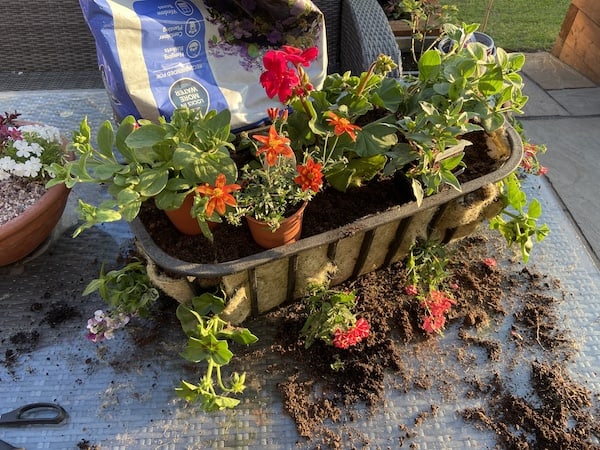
[{"left": 79, "top": 0, "right": 327, "bottom": 130}]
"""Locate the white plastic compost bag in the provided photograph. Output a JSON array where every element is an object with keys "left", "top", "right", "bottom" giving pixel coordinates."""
[{"left": 79, "top": 0, "right": 327, "bottom": 130}]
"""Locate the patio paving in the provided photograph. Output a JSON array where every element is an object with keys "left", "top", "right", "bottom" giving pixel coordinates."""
[{"left": 0, "top": 52, "right": 599, "bottom": 449}]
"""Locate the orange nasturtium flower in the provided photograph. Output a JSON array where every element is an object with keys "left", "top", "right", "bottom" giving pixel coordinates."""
[
  {"left": 294, "top": 158, "right": 323, "bottom": 192},
  {"left": 252, "top": 125, "right": 294, "bottom": 166},
  {"left": 196, "top": 173, "right": 241, "bottom": 217},
  {"left": 325, "top": 111, "right": 361, "bottom": 142}
]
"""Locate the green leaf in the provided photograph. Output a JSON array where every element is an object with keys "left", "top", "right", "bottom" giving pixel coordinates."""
[
  {"left": 412, "top": 178, "right": 424, "bottom": 207},
  {"left": 176, "top": 304, "right": 204, "bottom": 337},
  {"left": 219, "top": 328, "right": 259, "bottom": 345},
  {"left": 137, "top": 168, "right": 169, "bottom": 197},
  {"left": 192, "top": 292, "right": 226, "bottom": 316},
  {"left": 181, "top": 335, "right": 233, "bottom": 366},
  {"left": 528, "top": 198, "right": 542, "bottom": 219},
  {"left": 419, "top": 49, "right": 442, "bottom": 82},
  {"left": 125, "top": 124, "right": 167, "bottom": 149},
  {"left": 96, "top": 121, "right": 115, "bottom": 158}
]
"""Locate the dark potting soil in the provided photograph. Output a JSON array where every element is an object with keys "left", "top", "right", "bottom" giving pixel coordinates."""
[
  {"left": 138, "top": 129, "right": 503, "bottom": 264},
  {"left": 233, "top": 234, "right": 600, "bottom": 449}
]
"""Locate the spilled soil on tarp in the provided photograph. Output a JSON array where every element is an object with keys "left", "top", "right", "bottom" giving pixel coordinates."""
[{"left": 235, "top": 233, "right": 600, "bottom": 449}]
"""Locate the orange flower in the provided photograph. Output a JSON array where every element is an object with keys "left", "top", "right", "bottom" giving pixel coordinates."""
[
  {"left": 325, "top": 111, "right": 361, "bottom": 142},
  {"left": 294, "top": 158, "right": 323, "bottom": 192},
  {"left": 252, "top": 125, "right": 294, "bottom": 166},
  {"left": 196, "top": 173, "right": 241, "bottom": 217}
]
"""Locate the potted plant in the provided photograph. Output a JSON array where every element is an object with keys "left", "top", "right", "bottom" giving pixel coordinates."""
[
  {"left": 378, "top": 0, "right": 458, "bottom": 68},
  {"left": 227, "top": 123, "right": 324, "bottom": 248},
  {"left": 0, "top": 112, "right": 72, "bottom": 266},
  {"left": 47, "top": 107, "right": 239, "bottom": 239}
]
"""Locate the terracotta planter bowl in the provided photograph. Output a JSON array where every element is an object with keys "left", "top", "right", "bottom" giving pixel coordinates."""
[{"left": 0, "top": 182, "right": 70, "bottom": 266}]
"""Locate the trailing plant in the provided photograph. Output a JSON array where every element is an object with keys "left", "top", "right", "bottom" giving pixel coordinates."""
[
  {"left": 175, "top": 292, "right": 258, "bottom": 412},
  {"left": 83, "top": 260, "right": 159, "bottom": 342},
  {"left": 300, "top": 283, "right": 370, "bottom": 350},
  {"left": 403, "top": 240, "right": 457, "bottom": 335}
]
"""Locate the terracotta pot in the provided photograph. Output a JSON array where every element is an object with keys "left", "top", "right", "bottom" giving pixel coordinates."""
[
  {"left": 164, "top": 192, "right": 202, "bottom": 235},
  {"left": 246, "top": 202, "right": 307, "bottom": 249},
  {"left": 164, "top": 192, "right": 217, "bottom": 235},
  {"left": 0, "top": 123, "right": 71, "bottom": 266},
  {"left": 0, "top": 182, "right": 71, "bottom": 267}
]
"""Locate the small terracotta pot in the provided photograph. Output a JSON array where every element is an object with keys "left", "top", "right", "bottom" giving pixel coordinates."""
[
  {"left": 164, "top": 192, "right": 217, "bottom": 236},
  {"left": 164, "top": 192, "right": 203, "bottom": 235},
  {"left": 246, "top": 202, "right": 307, "bottom": 249}
]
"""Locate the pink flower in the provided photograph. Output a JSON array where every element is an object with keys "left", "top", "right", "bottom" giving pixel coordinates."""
[
  {"left": 538, "top": 166, "right": 548, "bottom": 176},
  {"left": 404, "top": 285, "right": 418, "bottom": 296},
  {"left": 332, "top": 318, "right": 370, "bottom": 349},
  {"left": 483, "top": 257, "right": 497, "bottom": 268},
  {"left": 422, "top": 314, "right": 446, "bottom": 334},
  {"left": 354, "top": 317, "right": 370, "bottom": 339}
]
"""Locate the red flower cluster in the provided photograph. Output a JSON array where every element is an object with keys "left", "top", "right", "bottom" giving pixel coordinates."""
[
  {"left": 521, "top": 143, "right": 548, "bottom": 176},
  {"left": 421, "top": 290, "right": 456, "bottom": 334},
  {"left": 294, "top": 158, "right": 323, "bottom": 192},
  {"left": 260, "top": 46, "right": 318, "bottom": 103},
  {"left": 332, "top": 317, "right": 370, "bottom": 349}
]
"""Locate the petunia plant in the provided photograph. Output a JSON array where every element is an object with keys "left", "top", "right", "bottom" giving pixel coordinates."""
[{"left": 48, "top": 107, "right": 238, "bottom": 239}]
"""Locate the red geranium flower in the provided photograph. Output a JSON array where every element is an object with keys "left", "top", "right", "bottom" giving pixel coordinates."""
[
  {"left": 281, "top": 45, "right": 319, "bottom": 67},
  {"left": 325, "top": 111, "right": 361, "bottom": 142},
  {"left": 294, "top": 158, "right": 323, "bottom": 192},
  {"left": 196, "top": 173, "right": 241, "bottom": 217},
  {"left": 253, "top": 125, "right": 295, "bottom": 166},
  {"left": 260, "top": 50, "right": 300, "bottom": 103}
]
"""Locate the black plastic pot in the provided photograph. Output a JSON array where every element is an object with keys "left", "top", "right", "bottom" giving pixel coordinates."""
[{"left": 131, "top": 124, "right": 523, "bottom": 324}]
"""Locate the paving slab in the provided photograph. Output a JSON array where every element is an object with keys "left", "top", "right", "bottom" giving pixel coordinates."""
[
  {"left": 547, "top": 87, "right": 600, "bottom": 116},
  {"left": 523, "top": 52, "right": 597, "bottom": 90},
  {"left": 520, "top": 117, "right": 600, "bottom": 263},
  {"left": 521, "top": 73, "right": 570, "bottom": 118}
]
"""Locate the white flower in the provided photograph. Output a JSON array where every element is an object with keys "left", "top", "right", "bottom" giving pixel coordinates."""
[
  {"left": 19, "top": 124, "right": 61, "bottom": 143},
  {"left": 13, "top": 139, "right": 43, "bottom": 158},
  {"left": 13, "top": 158, "right": 42, "bottom": 178}
]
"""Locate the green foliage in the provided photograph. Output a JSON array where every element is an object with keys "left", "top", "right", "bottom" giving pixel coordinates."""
[
  {"left": 47, "top": 108, "right": 238, "bottom": 238},
  {"left": 299, "top": 284, "right": 360, "bottom": 349},
  {"left": 385, "top": 23, "right": 528, "bottom": 205},
  {"left": 82, "top": 261, "right": 159, "bottom": 317},
  {"left": 406, "top": 240, "right": 451, "bottom": 292},
  {"left": 490, "top": 173, "right": 549, "bottom": 262},
  {"left": 175, "top": 293, "right": 258, "bottom": 412}
]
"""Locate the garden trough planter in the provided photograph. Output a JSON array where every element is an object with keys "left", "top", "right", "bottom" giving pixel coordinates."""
[{"left": 131, "top": 124, "right": 523, "bottom": 325}]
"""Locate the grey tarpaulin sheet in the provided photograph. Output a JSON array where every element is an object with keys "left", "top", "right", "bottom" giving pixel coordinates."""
[{"left": 0, "top": 90, "right": 599, "bottom": 449}]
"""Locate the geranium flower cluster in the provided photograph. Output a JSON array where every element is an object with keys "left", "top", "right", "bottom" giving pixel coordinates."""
[
  {"left": 521, "top": 142, "right": 548, "bottom": 176},
  {"left": 332, "top": 317, "right": 370, "bottom": 349},
  {"left": 260, "top": 45, "right": 318, "bottom": 103},
  {"left": 0, "top": 120, "right": 62, "bottom": 180},
  {"left": 420, "top": 290, "right": 456, "bottom": 334},
  {"left": 86, "top": 309, "right": 131, "bottom": 343}
]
